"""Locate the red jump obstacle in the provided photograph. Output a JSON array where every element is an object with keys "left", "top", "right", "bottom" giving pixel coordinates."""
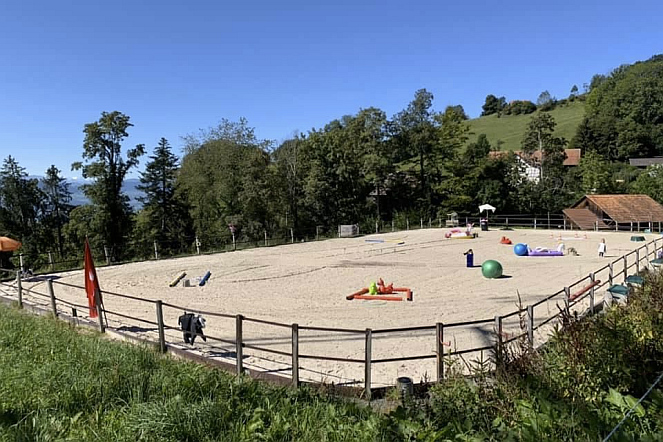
[{"left": 346, "top": 279, "right": 413, "bottom": 301}]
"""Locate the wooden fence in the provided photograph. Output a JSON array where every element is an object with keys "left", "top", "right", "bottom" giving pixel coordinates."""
[{"left": 1, "top": 235, "right": 661, "bottom": 399}]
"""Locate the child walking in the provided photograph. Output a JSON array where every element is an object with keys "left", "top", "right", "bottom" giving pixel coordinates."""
[{"left": 598, "top": 238, "right": 607, "bottom": 257}]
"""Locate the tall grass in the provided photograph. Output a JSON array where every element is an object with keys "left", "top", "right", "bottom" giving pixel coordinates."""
[{"left": 0, "top": 305, "right": 384, "bottom": 441}]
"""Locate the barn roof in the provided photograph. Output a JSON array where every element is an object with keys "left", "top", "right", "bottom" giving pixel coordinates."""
[
  {"left": 571, "top": 194, "right": 663, "bottom": 223},
  {"left": 488, "top": 149, "right": 581, "bottom": 166}
]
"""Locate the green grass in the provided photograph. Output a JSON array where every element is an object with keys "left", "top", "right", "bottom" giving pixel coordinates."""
[
  {"left": 4, "top": 268, "right": 663, "bottom": 440},
  {"left": 467, "top": 100, "right": 586, "bottom": 150},
  {"left": 0, "top": 305, "right": 385, "bottom": 441}
]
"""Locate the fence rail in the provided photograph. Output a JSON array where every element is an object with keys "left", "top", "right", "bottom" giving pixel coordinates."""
[{"left": 1, "top": 233, "right": 661, "bottom": 399}]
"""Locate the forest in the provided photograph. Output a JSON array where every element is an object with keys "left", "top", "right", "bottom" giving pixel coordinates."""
[{"left": 2, "top": 54, "right": 663, "bottom": 269}]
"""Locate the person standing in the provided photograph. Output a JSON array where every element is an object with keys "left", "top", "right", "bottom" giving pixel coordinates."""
[{"left": 598, "top": 238, "right": 607, "bottom": 257}]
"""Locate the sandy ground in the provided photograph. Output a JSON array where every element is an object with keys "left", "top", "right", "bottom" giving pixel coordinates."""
[{"left": 10, "top": 228, "right": 661, "bottom": 387}]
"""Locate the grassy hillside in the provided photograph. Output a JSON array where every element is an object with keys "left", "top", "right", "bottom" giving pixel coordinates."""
[{"left": 467, "top": 99, "right": 586, "bottom": 150}]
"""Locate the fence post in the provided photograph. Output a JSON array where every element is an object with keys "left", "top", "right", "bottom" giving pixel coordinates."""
[
  {"left": 438, "top": 218, "right": 441, "bottom": 228},
  {"left": 564, "top": 286, "right": 571, "bottom": 316},
  {"left": 236, "top": 314, "right": 244, "bottom": 375},
  {"left": 646, "top": 243, "right": 650, "bottom": 268},
  {"left": 616, "top": 222, "right": 618, "bottom": 232},
  {"left": 420, "top": 218, "right": 423, "bottom": 229},
  {"left": 589, "top": 273, "right": 596, "bottom": 313},
  {"left": 232, "top": 233, "right": 237, "bottom": 251},
  {"left": 292, "top": 323, "right": 299, "bottom": 387},
  {"left": 406, "top": 218, "right": 409, "bottom": 231},
  {"left": 609, "top": 262, "right": 614, "bottom": 286},
  {"left": 636, "top": 249, "right": 640, "bottom": 273},
  {"left": 436, "top": 322, "right": 444, "bottom": 381},
  {"left": 595, "top": 221, "right": 598, "bottom": 232},
  {"left": 264, "top": 230, "right": 268, "bottom": 247},
  {"left": 48, "top": 251, "right": 54, "bottom": 271},
  {"left": 103, "top": 246, "right": 110, "bottom": 265},
  {"left": 16, "top": 271, "right": 23, "bottom": 309},
  {"left": 391, "top": 220, "right": 394, "bottom": 232},
  {"left": 19, "top": 253, "right": 24, "bottom": 273},
  {"left": 195, "top": 236, "right": 200, "bottom": 255},
  {"left": 534, "top": 217, "right": 537, "bottom": 230},
  {"left": 428, "top": 218, "right": 432, "bottom": 228},
  {"left": 47, "top": 279, "right": 58, "bottom": 318},
  {"left": 507, "top": 217, "right": 510, "bottom": 229},
  {"left": 630, "top": 221, "right": 633, "bottom": 232},
  {"left": 547, "top": 212, "right": 550, "bottom": 229},
  {"left": 290, "top": 228, "right": 294, "bottom": 244},
  {"left": 316, "top": 226, "right": 319, "bottom": 240},
  {"left": 375, "top": 221, "right": 378, "bottom": 234},
  {"left": 156, "top": 300, "right": 166, "bottom": 353},
  {"left": 526, "top": 305, "right": 534, "bottom": 350},
  {"left": 563, "top": 218, "right": 566, "bottom": 230},
  {"left": 623, "top": 256, "right": 628, "bottom": 281},
  {"left": 154, "top": 241, "right": 159, "bottom": 260},
  {"left": 94, "top": 289, "right": 105, "bottom": 333},
  {"left": 364, "top": 328, "right": 372, "bottom": 400},
  {"left": 494, "top": 315, "right": 503, "bottom": 369}
]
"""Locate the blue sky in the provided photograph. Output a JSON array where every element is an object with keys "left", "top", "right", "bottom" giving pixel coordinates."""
[{"left": 1, "top": 0, "right": 662, "bottom": 178}]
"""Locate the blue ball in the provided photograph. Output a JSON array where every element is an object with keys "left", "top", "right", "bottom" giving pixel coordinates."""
[{"left": 514, "top": 243, "right": 528, "bottom": 256}]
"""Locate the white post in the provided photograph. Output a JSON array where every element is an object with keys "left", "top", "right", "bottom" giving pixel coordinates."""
[
  {"left": 316, "top": 226, "right": 319, "bottom": 240},
  {"left": 375, "top": 221, "right": 378, "bottom": 234},
  {"left": 153, "top": 241, "right": 159, "bottom": 260},
  {"left": 195, "top": 236, "right": 200, "bottom": 255},
  {"left": 48, "top": 251, "right": 54, "bottom": 271},
  {"left": 534, "top": 217, "right": 537, "bottom": 230},
  {"left": 103, "top": 246, "right": 110, "bottom": 265},
  {"left": 264, "top": 230, "right": 268, "bottom": 246},
  {"left": 391, "top": 220, "right": 394, "bottom": 232},
  {"left": 420, "top": 218, "right": 423, "bottom": 229},
  {"left": 406, "top": 218, "right": 409, "bottom": 231},
  {"left": 290, "top": 228, "right": 294, "bottom": 244},
  {"left": 19, "top": 253, "right": 24, "bottom": 273},
  {"left": 232, "top": 232, "right": 236, "bottom": 251}
]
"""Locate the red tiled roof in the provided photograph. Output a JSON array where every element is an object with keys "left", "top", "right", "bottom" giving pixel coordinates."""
[{"left": 488, "top": 149, "right": 581, "bottom": 166}]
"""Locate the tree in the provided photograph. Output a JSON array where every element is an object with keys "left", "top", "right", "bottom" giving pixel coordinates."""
[
  {"left": 178, "top": 118, "right": 274, "bottom": 243},
  {"left": 481, "top": 94, "right": 506, "bottom": 116},
  {"left": 464, "top": 134, "right": 492, "bottom": 166},
  {"left": 631, "top": 165, "right": 663, "bottom": 204},
  {"left": 137, "top": 138, "right": 191, "bottom": 254},
  {"left": 569, "top": 85, "right": 579, "bottom": 101},
  {"left": 0, "top": 156, "right": 42, "bottom": 241},
  {"left": 72, "top": 111, "right": 145, "bottom": 260},
  {"left": 394, "top": 89, "right": 440, "bottom": 214},
  {"left": 521, "top": 113, "right": 568, "bottom": 212},
  {"left": 576, "top": 151, "right": 613, "bottom": 195},
  {"left": 41, "top": 165, "right": 72, "bottom": 257},
  {"left": 537, "top": 90, "right": 556, "bottom": 111},
  {"left": 446, "top": 105, "right": 469, "bottom": 120},
  {"left": 581, "top": 55, "right": 663, "bottom": 160}
]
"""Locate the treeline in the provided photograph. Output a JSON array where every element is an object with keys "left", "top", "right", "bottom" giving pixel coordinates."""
[{"left": 2, "top": 55, "right": 663, "bottom": 268}]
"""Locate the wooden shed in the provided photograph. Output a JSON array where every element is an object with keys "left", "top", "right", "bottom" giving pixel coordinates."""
[{"left": 563, "top": 194, "right": 663, "bottom": 231}]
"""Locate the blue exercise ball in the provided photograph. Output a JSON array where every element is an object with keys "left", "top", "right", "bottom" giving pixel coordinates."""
[{"left": 514, "top": 243, "right": 528, "bottom": 256}]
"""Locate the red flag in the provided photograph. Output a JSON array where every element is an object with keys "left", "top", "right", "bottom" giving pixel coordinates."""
[{"left": 84, "top": 239, "right": 101, "bottom": 318}]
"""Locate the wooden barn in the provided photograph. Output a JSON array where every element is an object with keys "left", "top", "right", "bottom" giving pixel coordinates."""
[{"left": 563, "top": 194, "right": 663, "bottom": 231}]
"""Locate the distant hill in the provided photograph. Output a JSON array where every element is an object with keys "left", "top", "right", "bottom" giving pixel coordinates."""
[
  {"left": 466, "top": 100, "right": 585, "bottom": 150},
  {"left": 68, "top": 178, "right": 143, "bottom": 209},
  {"left": 30, "top": 177, "right": 144, "bottom": 209}
]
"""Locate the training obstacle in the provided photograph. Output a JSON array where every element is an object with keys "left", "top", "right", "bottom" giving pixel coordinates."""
[
  {"left": 169, "top": 272, "right": 187, "bottom": 287},
  {"left": 346, "top": 280, "right": 413, "bottom": 301},
  {"left": 365, "top": 239, "right": 405, "bottom": 245},
  {"left": 199, "top": 271, "right": 212, "bottom": 287}
]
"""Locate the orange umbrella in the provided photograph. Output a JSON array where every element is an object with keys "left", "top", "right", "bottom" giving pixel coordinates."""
[{"left": 0, "top": 237, "right": 21, "bottom": 252}]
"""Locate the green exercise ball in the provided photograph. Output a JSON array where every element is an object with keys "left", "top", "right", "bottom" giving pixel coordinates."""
[{"left": 481, "top": 260, "right": 503, "bottom": 279}]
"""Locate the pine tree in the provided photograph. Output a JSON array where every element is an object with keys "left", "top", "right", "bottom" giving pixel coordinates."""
[
  {"left": 41, "top": 165, "right": 72, "bottom": 257},
  {"left": 0, "top": 156, "right": 42, "bottom": 240},
  {"left": 137, "top": 138, "right": 190, "bottom": 253}
]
